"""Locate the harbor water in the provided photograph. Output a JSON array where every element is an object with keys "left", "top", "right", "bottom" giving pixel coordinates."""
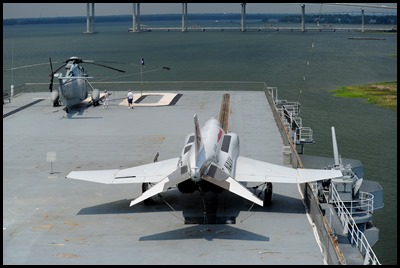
[{"left": 3, "top": 20, "right": 397, "bottom": 264}]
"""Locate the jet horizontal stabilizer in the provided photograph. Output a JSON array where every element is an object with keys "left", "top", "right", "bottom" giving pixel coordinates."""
[
  {"left": 130, "top": 165, "right": 190, "bottom": 206},
  {"left": 203, "top": 164, "right": 264, "bottom": 207}
]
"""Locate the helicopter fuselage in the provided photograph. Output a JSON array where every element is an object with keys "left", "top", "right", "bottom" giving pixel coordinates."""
[
  {"left": 49, "top": 56, "right": 123, "bottom": 113},
  {"left": 54, "top": 62, "right": 91, "bottom": 112}
]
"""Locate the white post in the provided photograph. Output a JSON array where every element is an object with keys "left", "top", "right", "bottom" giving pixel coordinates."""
[
  {"left": 11, "top": 39, "right": 14, "bottom": 97},
  {"left": 133, "top": 3, "right": 136, "bottom": 31},
  {"left": 140, "top": 57, "right": 144, "bottom": 95},
  {"left": 137, "top": 3, "right": 141, "bottom": 32},
  {"left": 301, "top": 4, "right": 305, "bottom": 32},
  {"left": 182, "top": 3, "right": 187, "bottom": 32},
  {"left": 361, "top": 9, "right": 365, "bottom": 33},
  {"left": 86, "top": 3, "right": 90, "bottom": 33},
  {"left": 241, "top": 3, "right": 246, "bottom": 32},
  {"left": 92, "top": 3, "right": 95, "bottom": 33},
  {"left": 46, "top": 152, "right": 56, "bottom": 174}
]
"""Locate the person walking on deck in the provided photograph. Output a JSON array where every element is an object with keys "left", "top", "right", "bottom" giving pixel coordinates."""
[{"left": 127, "top": 90, "right": 134, "bottom": 109}]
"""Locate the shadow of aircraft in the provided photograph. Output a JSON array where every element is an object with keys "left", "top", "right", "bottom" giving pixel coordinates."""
[
  {"left": 76, "top": 187, "right": 307, "bottom": 224},
  {"left": 60, "top": 101, "right": 103, "bottom": 119},
  {"left": 138, "top": 224, "right": 270, "bottom": 242}
]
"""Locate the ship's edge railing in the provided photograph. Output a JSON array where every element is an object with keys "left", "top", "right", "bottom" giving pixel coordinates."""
[
  {"left": 264, "top": 86, "right": 345, "bottom": 264},
  {"left": 330, "top": 183, "right": 381, "bottom": 265},
  {"left": 264, "top": 85, "right": 381, "bottom": 265}
]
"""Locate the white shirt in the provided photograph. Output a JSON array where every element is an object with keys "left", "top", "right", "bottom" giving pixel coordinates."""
[{"left": 127, "top": 92, "right": 133, "bottom": 99}]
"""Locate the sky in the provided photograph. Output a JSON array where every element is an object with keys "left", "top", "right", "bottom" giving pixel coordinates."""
[{"left": 3, "top": 3, "right": 397, "bottom": 20}]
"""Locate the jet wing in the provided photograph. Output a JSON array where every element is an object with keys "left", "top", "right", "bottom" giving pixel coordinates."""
[
  {"left": 66, "top": 157, "right": 180, "bottom": 184},
  {"left": 235, "top": 156, "right": 342, "bottom": 184}
]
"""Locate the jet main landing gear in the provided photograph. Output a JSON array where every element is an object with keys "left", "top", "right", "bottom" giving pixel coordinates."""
[{"left": 263, "top": 182, "right": 273, "bottom": 207}]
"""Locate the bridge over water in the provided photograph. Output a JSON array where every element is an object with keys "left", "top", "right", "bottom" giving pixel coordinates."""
[
  {"left": 130, "top": 25, "right": 396, "bottom": 33},
  {"left": 83, "top": 3, "right": 397, "bottom": 34}
]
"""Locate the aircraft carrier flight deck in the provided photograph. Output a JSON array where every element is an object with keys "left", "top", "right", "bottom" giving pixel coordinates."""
[{"left": 3, "top": 89, "right": 342, "bottom": 265}]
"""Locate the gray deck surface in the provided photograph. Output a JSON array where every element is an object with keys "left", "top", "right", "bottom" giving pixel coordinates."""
[{"left": 3, "top": 91, "right": 325, "bottom": 265}]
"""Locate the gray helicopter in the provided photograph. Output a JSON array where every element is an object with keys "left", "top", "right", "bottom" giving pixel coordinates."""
[{"left": 49, "top": 56, "right": 125, "bottom": 113}]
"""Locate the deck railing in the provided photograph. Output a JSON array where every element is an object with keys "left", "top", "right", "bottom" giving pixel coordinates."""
[{"left": 330, "top": 183, "right": 380, "bottom": 265}]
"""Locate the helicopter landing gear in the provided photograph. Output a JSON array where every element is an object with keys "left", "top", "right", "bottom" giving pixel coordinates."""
[
  {"left": 53, "top": 98, "right": 60, "bottom": 107},
  {"left": 263, "top": 182, "right": 273, "bottom": 207},
  {"left": 92, "top": 99, "right": 101, "bottom": 107}
]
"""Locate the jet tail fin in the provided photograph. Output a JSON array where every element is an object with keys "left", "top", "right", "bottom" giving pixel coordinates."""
[
  {"left": 129, "top": 165, "right": 190, "bottom": 206},
  {"left": 194, "top": 114, "right": 203, "bottom": 164}
]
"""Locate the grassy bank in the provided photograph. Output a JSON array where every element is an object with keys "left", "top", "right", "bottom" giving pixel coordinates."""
[{"left": 331, "top": 81, "right": 397, "bottom": 111}]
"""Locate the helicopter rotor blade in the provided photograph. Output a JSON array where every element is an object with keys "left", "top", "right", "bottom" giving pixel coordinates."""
[
  {"left": 49, "top": 57, "right": 67, "bottom": 92},
  {"left": 53, "top": 64, "right": 66, "bottom": 74},
  {"left": 83, "top": 61, "right": 126, "bottom": 73},
  {"left": 5, "top": 61, "right": 60, "bottom": 71},
  {"left": 49, "top": 57, "right": 54, "bottom": 92}
]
